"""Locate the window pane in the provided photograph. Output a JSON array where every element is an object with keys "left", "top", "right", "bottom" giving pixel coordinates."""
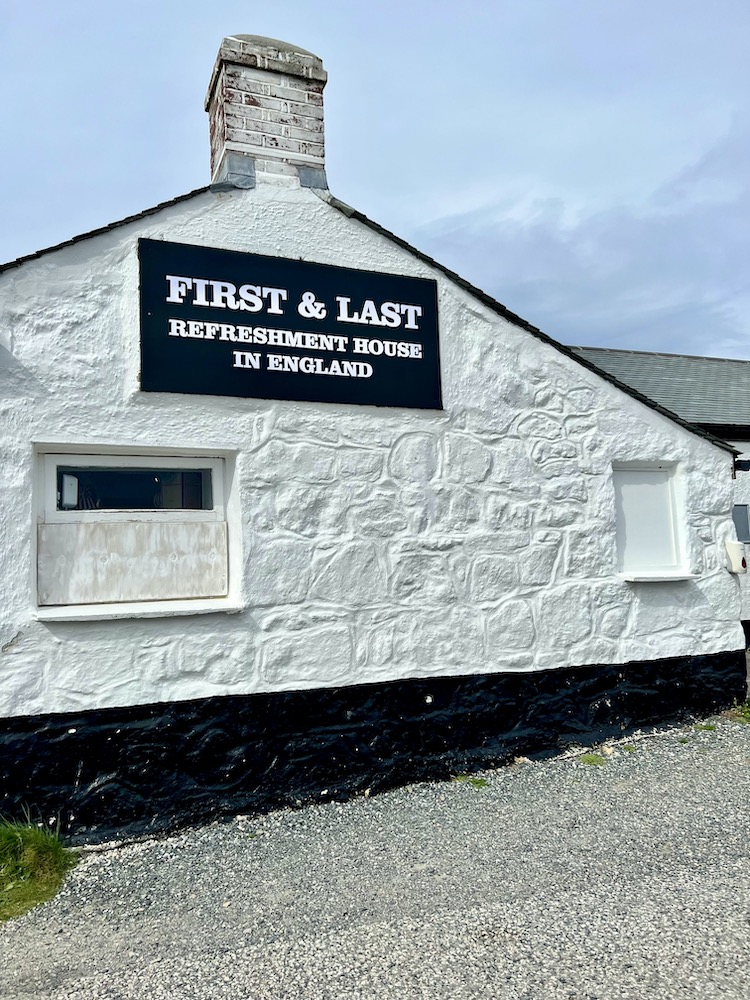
[
  {"left": 732, "top": 505, "right": 750, "bottom": 543},
  {"left": 613, "top": 468, "right": 678, "bottom": 572},
  {"left": 56, "top": 468, "right": 213, "bottom": 511}
]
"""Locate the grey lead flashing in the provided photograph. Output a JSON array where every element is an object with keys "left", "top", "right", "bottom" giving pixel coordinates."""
[
  {"left": 211, "top": 158, "right": 326, "bottom": 191},
  {"left": 213, "top": 153, "right": 256, "bottom": 190},
  {"left": 316, "top": 191, "right": 737, "bottom": 457},
  {"left": 297, "top": 165, "right": 328, "bottom": 190}
]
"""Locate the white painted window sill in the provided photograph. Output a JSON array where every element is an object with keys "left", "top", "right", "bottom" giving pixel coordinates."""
[
  {"left": 620, "top": 573, "right": 700, "bottom": 583},
  {"left": 35, "top": 597, "right": 245, "bottom": 622}
]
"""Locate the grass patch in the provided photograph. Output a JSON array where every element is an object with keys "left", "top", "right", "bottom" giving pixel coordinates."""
[
  {"left": 726, "top": 700, "right": 750, "bottom": 724},
  {"left": 578, "top": 753, "right": 607, "bottom": 767},
  {"left": 0, "top": 817, "right": 78, "bottom": 921},
  {"left": 622, "top": 745, "right": 637, "bottom": 753},
  {"left": 694, "top": 723, "right": 717, "bottom": 732},
  {"left": 452, "top": 775, "right": 489, "bottom": 789}
]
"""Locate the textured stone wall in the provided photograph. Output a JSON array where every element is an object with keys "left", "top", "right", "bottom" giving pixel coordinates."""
[
  {"left": 0, "top": 182, "right": 744, "bottom": 719},
  {"left": 1, "top": 649, "right": 745, "bottom": 844},
  {"left": 730, "top": 450, "right": 750, "bottom": 620}
]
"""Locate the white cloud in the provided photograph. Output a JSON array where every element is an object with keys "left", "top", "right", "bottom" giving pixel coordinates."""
[{"left": 412, "top": 117, "right": 750, "bottom": 357}]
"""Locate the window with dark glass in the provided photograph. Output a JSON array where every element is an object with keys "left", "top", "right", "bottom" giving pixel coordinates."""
[{"left": 56, "top": 467, "right": 213, "bottom": 511}]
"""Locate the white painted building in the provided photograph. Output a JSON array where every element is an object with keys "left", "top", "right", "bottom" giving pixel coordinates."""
[
  {"left": 573, "top": 346, "right": 750, "bottom": 624},
  {"left": 0, "top": 36, "right": 745, "bottom": 841}
]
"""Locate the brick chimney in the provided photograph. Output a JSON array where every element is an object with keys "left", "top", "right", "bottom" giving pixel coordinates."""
[{"left": 205, "top": 34, "right": 327, "bottom": 190}]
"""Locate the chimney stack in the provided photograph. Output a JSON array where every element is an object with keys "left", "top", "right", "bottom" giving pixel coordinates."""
[{"left": 205, "top": 35, "right": 328, "bottom": 190}]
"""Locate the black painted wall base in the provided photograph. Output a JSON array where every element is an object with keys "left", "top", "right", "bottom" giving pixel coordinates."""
[{"left": 0, "top": 649, "right": 745, "bottom": 845}]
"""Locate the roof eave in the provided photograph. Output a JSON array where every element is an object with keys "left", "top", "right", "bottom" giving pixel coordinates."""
[
  {"left": 0, "top": 183, "right": 738, "bottom": 458},
  {"left": 318, "top": 192, "right": 737, "bottom": 457},
  {"left": 0, "top": 186, "right": 212, "bottom": 275}
]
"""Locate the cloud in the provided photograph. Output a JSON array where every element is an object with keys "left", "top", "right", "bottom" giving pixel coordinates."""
[{"left": 411, "top": 117, "right": 750, "bottom": 359}]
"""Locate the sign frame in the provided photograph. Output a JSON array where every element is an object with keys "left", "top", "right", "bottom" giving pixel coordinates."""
[{"left": 139, "top": 239, "right": 443, "bottom": 410}]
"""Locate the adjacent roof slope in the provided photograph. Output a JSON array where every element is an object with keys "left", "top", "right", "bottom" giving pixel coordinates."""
[
  {"left": 321, "top": 194, "right": 735, "bottom": 453},
  {"left": 573, "top": 347, "right": 750, "bottom": 428}
]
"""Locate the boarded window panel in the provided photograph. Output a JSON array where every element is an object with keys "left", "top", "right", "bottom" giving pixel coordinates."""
[
  {"left": 613, "top": 468, "right": 679, "bottom": 572},
  {"left": 37, "top": 522, "right": 228, "bottom": 606}
]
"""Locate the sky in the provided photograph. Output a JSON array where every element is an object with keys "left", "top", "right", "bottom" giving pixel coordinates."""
[{"left": 2, "top": 0, "right": 748, "bottom": 357}]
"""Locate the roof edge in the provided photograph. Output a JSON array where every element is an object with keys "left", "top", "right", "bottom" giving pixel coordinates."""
[
  {"left": 0, "top": 186, "right": 212, "bottom": 275},
  {"left": 317, "top": 192, "right": 737, "bottom": 456},
  {"left": 0, "top": 183, "right": 737, "bottom": 457}
]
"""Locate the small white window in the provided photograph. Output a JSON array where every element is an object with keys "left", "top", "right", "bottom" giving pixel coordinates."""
[
  {"left": 37, "top": 454, "right": 228, "bottom": 607},
  {"left": 732, "top": 505, "right": 750, "bottom": 543},
  {"left": 612, "top": 464, "right": 685, "bottom": 576}
]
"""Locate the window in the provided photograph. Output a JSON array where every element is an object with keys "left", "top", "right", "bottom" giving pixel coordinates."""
[
  {"left": 732, "top": 505, "right": 750, "bottom": 543},
  {"left": 612, "top": 464, "right": 686, "bottom": 577},
  {"left": 37, "top": 454, "right": 228, "bottom": 608},
  {"left": 56, "top": 466, "right": 213, "bottom": 512}
]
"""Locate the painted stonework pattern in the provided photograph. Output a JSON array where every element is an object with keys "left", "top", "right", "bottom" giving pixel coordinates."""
[
  {"left": 1, "top": 650, "right": 744, "bottom": 844},
  {"left": 0, "top": 183, "right": 743, "bottom": 718}
]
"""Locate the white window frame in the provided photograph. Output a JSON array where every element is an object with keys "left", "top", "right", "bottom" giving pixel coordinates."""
[
  {"left": 34, "top": 446, "right": 243, "bottom": 621},
  {"left": 612, "top": 462, "right": 694, "bottom": 582},
  {"left": 42, "top": 454, "right": 225, "bottom": 524}
]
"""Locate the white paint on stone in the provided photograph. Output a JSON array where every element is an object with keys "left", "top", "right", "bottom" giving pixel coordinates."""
[
  {"left": 729, "top": 464, "right": 750, "bottom": 621},
  {"left": 0, "top": 181, "right": 745, "bottom": 719}
]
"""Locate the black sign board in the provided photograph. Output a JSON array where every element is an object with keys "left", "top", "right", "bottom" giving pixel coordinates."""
[{"left": 139, "top": 239, "right": 442, "bottom": 409}]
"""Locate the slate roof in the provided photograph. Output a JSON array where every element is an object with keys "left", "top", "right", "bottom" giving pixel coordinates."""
[
  {"left": 0, "top": 185, "right": 736, "bottom": 454},
  {"left": 573, "top": 347, "right": 750, "bottom": 429}
]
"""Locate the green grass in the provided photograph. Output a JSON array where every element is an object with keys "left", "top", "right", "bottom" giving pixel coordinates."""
[
  {"left": 452, "top": 775, "right": 489, "bottom": 789},
  {"left": 694, "top": 723, "right": 717, "bottom": 732},
  {"left": 726, "top": 700, "right": 750, "bottom": 724},
  {"left": 578, "top": 753, "right": 607, "bottom": 767},
  {"left": 0, "top": 817, "right": 78, "bottom": 921}
]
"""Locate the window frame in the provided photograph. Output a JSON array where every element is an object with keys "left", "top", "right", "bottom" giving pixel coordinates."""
[
  {"left": 611, "top": 461, "right": 690, "bottom": 579},
  {"left": 33, "top": 446, "right": 242, "bottom": 621},
  {"left": 42, "top": 454, "right": 225, "bottom": 524}
]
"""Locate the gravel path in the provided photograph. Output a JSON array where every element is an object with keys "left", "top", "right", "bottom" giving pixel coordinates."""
[{"left": 3, "top": 716, "right": 750, "bottom": 1000}]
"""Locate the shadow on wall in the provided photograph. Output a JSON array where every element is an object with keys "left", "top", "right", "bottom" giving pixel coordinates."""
[
  {"left": 634, "top": 580, "right": 739, "bottom": 636},
  {"left": 0, "top": 345, "right": 47, "bottom": 398}
]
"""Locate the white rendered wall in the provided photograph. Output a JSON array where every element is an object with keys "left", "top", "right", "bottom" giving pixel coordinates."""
[
  {"left": 729, "top": 444, "right": 750, "bottom": 622},
  {"left": 0, "top": 182, "right": 744, "bottom": 718}
]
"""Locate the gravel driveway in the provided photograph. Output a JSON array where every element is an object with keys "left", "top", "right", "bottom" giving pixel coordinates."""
[{"left": 3, "top": 716, "right": 750, "bottom": 1000}]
